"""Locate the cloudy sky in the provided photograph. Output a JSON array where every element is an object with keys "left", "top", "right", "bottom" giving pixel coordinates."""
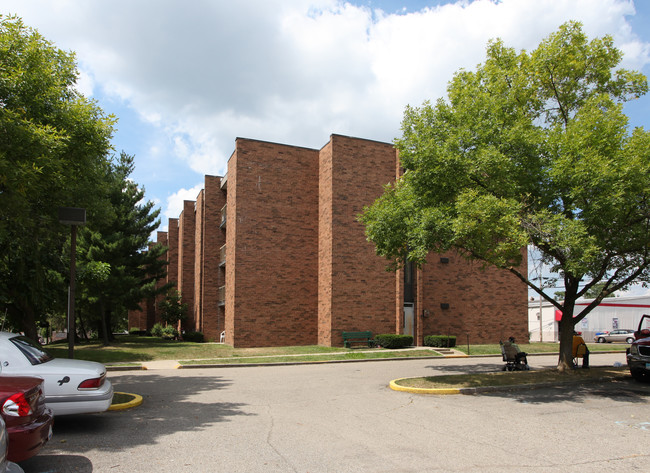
[{"left": 3, "top": 0, "right": 650, "bottom": 236}]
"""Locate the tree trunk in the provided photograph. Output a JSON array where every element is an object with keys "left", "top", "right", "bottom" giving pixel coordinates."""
[
  {"left": 557, "top": 318, "right": 575, "bottom": 372},
  {"left": 13, "top": 295, "right": 38, "bottom": 341},
  {"left": 78, "top": 309, "right": 89, "bottom": 342},
  {"left": 105, "top": 308, "right": 115, "bottom": 342},
  {"left": 557, "top": 293, "right": 579, "bottom": 371},
  {"left": 99, "top": 301, "right": 109, "bottom": 346}
]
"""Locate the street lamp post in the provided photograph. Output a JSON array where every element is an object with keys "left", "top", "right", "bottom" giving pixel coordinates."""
[{"left": 58, "top": 207, "right": 86, "bottom": 359}]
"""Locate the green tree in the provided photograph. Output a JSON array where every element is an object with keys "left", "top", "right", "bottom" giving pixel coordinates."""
[
  {"left": 78, "top": 152, "right": 168, "bottom": 345},
  {"left": 361, "top": 22, "right": 650, "bottom": 370},
  {"left": 76, "top": 260, "right": 111, "bottom": 340},
  {"left": 157, "top": 289, "right": 188, "bottom": 327},
  {"left": 0, "top": 15, "right": 115, "bottom": 339}
]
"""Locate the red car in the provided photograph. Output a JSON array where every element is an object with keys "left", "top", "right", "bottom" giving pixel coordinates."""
[
  {"left": 0, "top": 376, "right": 53, "bottom": 462},
  {"left": 627, "top": 315, "right": 650, "bottom": 382}
]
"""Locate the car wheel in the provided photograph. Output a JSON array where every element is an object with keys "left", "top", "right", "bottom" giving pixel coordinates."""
[
  {"left": 626, "top": 337, "right": 634, "bottom": 344},
  {"left": 630, "top": 369, "right": 649, "bottom": 382},
  {"left": 598, "top": 337, "right": 606, "bottom": 343}
]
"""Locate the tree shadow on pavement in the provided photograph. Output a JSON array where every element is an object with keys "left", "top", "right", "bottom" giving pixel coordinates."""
[
  {"left": 424, "top": 362, "right": 504, "bottom": 374},
  {"left": 420, "top": 361, "right": 650, "bottom": 404},
  {"left": 21, "top": 454, "right": 93, "bottom": 473},
  {"left": 488, "top": 377, "right": 650, "bottom": 405},
  {"left": 23, "top": 373, "right": 251, "bottom": 461}
]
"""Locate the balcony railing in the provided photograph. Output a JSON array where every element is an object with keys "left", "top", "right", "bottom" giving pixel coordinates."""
[
  {"left": 219, "top": 244, "right": 226, "bottom": 267},
  {"left": 218, "top": 286, "right": 225, "bottom": 306},
  {"left": 220, "top": 204, "right": 227, "bottom": 229}
]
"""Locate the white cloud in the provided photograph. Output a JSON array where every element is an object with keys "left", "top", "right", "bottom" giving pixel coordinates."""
[
  {"left": 4, "top": 0, "right": 650, "bottom": 225},
  {"left": 75, "top": 67, "right": 95, "bottom": 97},
  {"left": 164, "top": 184, "right": 205, "bottom": 221}
]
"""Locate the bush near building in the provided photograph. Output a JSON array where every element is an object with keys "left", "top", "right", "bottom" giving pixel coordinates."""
[
  {"left": 424, "top": 335, "right": 457, "bottom": 348},
  {"left": 375, "top": 334, "right": 413, "bottom": 349}
]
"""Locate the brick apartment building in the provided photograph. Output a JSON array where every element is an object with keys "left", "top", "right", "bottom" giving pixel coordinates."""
[{"left": 129, "top": 134, "right": 528, "bottom": 348}]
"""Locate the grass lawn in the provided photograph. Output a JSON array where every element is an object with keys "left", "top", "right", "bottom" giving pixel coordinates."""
[
  {"left": 45, "top": 335, "right": 349, "bottom": 364},
  {"left": 393, "top": 366, "right": 630, "bottom": 390},
  {"left": 43, "top": 335, "right": 628, "bottom": 366},
  {"left": 454, "top": 342, "right": 627, "bottom": 356}
]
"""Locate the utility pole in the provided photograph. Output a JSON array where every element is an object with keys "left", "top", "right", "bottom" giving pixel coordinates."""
[
  {"left": 59, "top": 207, "right": 86, "bottom": 359},
  {"left": 539, "top": 269, "right": 543, "bottom": 342}
]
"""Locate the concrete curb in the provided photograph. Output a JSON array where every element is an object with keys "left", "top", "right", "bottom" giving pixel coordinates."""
[
  {"left": 106, "top": 365, "right": 147, "bottom": 372},
  {"left": 389, "top": 372, "right": 631, "bottom": 395},
  {"left": 108, "top": 392, "right": 143, "bottom": 411}
]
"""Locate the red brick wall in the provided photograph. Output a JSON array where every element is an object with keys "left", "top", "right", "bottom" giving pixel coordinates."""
[
  {"left": 318, "top": 140, "right": 333, "bottom": 345},
  {"left": 418, "top": 250, "right": 528, "bottom": 345},
  {"left": 127, "top": 308, "right": 146, "bottom": 331},
  {"left": 154, "top": 231, "right": 168, "bottom": 327},
  {"left": 197, "top": 175, "right": 226, "bottom": 341},
  {"left": 177, "top": 203, "right": 195, "bottom": 332},
  {"left": 157, "top": 134, "right": 528, "bottom": 348},
  {"left": 167, "top": 218, "right": 179, "bottom": 293},
  {"left": 194, "top": 189, "right": 204, "bottom": 333},
  {"left": 224, "top": 150, "right": 237, "bottom": 346},
  {"left": 227, "top": 138, "right": 319, "bottom": 347},
  {"left": 321, "top": 135, "right": 399, "bottom": 346}
]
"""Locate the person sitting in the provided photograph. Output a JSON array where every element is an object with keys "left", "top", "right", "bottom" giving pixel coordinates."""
[
  {"left": 572, "top": 332, "right": 590, "bottom": 369},
  {"left": 505, "top": 336, "right": 528, "bottom": 366}
]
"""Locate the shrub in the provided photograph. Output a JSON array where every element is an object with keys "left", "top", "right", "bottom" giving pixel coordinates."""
[
  {"left": 161, "top": 325, "right": 179, "bottom": 340},
  {"left": 129, "top": 327, "right": 140, "bottom": 335},
  {"left": 158, "top": 289, "right": 188, "bottom": 326},
  {"left": 375, "top": 334, "right": 413, "bottom": 349},
  {"left": 424, "top": 335, "right": 457, "bottom": 348},
  {"left": 151, "top": 323, "right": 164, "bottom": 337},
  {"left": 183, "top": 331, "right": 204, "bottom": 343}
]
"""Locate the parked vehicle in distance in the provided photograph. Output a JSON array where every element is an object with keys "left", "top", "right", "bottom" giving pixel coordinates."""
[
  {"left": 0, "top": 417, "right": 23, "bottom": 473},
  {"left": 627, "top": 315, "right": 650, "bottom": 382},
  {"left": 594, "top": 329, "right": 636, "bottom": 343},
  {"left": 0, "top": 332, "right": 113, "bottom": 416},
  {"left": 0, "top": 376, "right": 53, "bottom": 462}
]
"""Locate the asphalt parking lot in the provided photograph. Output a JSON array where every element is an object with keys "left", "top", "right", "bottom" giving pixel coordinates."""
[{"left": 20, "top": 352, "right": 650, "bottom": 473}]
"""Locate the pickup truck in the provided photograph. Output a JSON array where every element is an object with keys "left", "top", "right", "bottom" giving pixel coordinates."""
[{"left": 626, "top": 314, "right": 650, "bottom": 382}]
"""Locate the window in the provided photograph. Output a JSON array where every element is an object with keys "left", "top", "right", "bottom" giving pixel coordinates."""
[{"left": 10, "top": 336, "right": 53, "bottom": 366}]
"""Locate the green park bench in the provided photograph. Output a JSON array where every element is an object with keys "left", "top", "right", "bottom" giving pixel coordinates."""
[{"left": 342, "top": 331, "right": 374, "bottom": 348}]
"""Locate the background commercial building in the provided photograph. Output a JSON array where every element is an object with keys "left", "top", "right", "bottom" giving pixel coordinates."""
[
  {"left": 528, "top": 294, "right": 650, "bottom": 343},
  {"left": 130, "top": 134, "right": 528, "bottom": 347}
]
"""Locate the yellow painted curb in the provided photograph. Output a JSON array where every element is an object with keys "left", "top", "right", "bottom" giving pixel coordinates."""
[
  {"left": 389, "top": 378, "right": 462, "bottom": 395},
  {"left": 108, "top": 392, "right": 143, "bottom": 411}
]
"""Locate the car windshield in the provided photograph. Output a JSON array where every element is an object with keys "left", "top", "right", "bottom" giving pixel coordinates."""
[{"left": 10, "top": 336, "right": 53, "bottom": 365}]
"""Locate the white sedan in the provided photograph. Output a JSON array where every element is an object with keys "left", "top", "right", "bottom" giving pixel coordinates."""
[{"left": 0, "top": 332, "right": 113, "bottom": 416}]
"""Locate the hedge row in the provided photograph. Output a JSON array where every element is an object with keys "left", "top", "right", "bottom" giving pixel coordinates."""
[
  {"left": 423, "top": 335, "right": 457, "bottom": 348},
  {"left": 183, "top": 331, "right": 204, "bottom": 343},
  {"left": 373, "top": 334, "right": 457, "bottom": 349},
  {"left": 375, "top": 334, "right": 413, "bottom": 349}
]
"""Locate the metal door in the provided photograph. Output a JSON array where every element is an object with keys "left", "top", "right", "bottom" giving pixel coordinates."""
[{"left": 404, "top": 303, "right": 414, "bottom": 338}]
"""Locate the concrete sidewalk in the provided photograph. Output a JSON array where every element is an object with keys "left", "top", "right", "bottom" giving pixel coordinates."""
[
  {"left": 108, "top": 346, "right": 468, "bottom": 371},
  {"left": 141, "top": 360, "right": 181, "bottom": 370},
  {"left": 106, "top": 347, "right": 627, "bottom": 372}
]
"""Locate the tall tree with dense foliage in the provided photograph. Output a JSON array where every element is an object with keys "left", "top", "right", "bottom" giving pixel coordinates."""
[
  {"left": 77, "top": 152, "right": 168, "bottom": 345},
  {"left": 0, "top": 15, "right": 115, "bottom": 339},
  {"left": 361, "top": 22, "right": 650, "bottom": 370},
  {"left": 157, "top": 289, "right": 188, "bottom": 327}
]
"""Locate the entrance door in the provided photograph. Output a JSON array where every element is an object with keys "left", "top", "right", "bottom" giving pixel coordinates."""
[{"left": 404, "top": 303, "right": 414, "bottom": 338}]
